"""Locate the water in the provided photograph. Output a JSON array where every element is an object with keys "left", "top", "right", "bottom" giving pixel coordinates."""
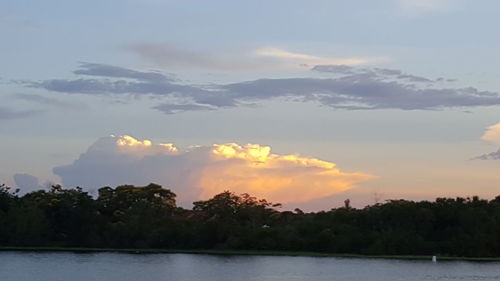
[{"left": 1, "top": 252, "right": 500, "bottom": 281}]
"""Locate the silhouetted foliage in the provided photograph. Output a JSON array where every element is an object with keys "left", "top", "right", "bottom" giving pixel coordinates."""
[{"left": 1, "top": 183, "right": 500, "bottom": 257}]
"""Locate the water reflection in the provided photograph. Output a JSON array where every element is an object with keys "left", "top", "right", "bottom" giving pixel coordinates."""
[{"left": 1, "top": 252, "right": 500, "bottom": 281}]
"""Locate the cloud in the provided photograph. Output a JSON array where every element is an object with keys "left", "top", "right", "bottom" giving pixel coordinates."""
[
  {"left": 12, "top": 93, "right": 86, "bottom": 109},
  {"left": 128, "top": 44, "right": 224, "bottom": 70},
  {"left": 13, "top": 173, "right": 47, "bottom": 193},
  {"left": 474, "top": 149, "right": 500, "bottom": 160},
  {"left": 0, "top": 106, "right": 39, "bottom": 119},
  {"left": 312, "top": 65, "right": 434, "bottom": 83},
  {"left": 28, "top": 64, "right": 500, "bottom": 113},
  {"left": 395, "top": 0, "right": 452, "bottom": 13},
  {"left": 481, "top": 123, "right": 500, "bottom": 144},
  {"left": 153, "top": 103, "right": 216, "bottom": 114},
  {"left": 220, "top": 76, "right": 500, "bottom": 111},
  {"left": 251, "top": 48, "right": 385, "bottom": 68},
  {"left": 474, "top": 122, "right": 500, "bottom": 160},
  {"left": 27, "top": 62, "right": 199, "bottom": 96},
  {"left": 53, "top": 135, "right": 373, "bottom": 205},
  {"left": 73, "top": 62, "right": 172, "bottom": 82},
  {"left": 30, "top": 78, "right": 202, "bottom": 97},
  {"left": 127, "top": 44, "right": 384, "bottom": 71},
  {"left": 474, "top": 123, "right": 500, "bottom": 160}
]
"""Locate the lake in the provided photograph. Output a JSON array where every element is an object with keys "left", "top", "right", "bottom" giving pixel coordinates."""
[{"left": 1, "top": 252, "right": 500, "bottom": 281}]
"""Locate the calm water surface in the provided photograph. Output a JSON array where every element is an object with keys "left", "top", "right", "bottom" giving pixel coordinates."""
[{"left": 1, "top": 252, "right": 500, "bottom": 281}]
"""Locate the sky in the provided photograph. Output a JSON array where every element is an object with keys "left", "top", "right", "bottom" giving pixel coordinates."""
[{"left": 1, "top": 0, "right": 499, "bottom": 210}]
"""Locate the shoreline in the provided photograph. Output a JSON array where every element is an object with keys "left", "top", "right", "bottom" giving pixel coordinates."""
[{"left": 1, "top": 247, "right": 500, "bottom": 262}]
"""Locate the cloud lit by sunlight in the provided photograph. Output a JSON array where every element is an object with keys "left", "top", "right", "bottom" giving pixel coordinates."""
[
  {"left": 253, "top": 47, "right": 386, "bottom": 68},
  {"left": 113, "top": 134, "right": 178, "bottom": 155},
  {"left": 481, "top": 123, "right": 500, "bottom": 144},
  {"left": 54, "top": 135, "right": 374, "bottom": 205},
  {"left": 205, "top": 142, "right": 372, "bottom": 203},
  {"left": 116, "top": 135, "right": 153, "bottom": 147}
]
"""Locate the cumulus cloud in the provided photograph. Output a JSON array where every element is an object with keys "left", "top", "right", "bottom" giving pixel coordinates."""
[
  {"left": 28, "top": 63, "right": 500, "bottom": 113},
  {"left": 53, "top": 135, "right": 373, "bottom": 205},
  {"left": 127, "top": 44, "right": 383, "bottom": 71},
  {"left": 13, "top": 173, "right": 47, "bottom": 193}
]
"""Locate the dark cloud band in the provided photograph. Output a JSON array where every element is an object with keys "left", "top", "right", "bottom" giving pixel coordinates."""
[{"left": 27, "top": 63, "right": 500, "bottom": 114}]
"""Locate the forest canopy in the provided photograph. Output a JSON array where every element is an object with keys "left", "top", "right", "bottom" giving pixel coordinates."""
[{"left": 1, "top": 183, "right": 500, "bottom": 257}]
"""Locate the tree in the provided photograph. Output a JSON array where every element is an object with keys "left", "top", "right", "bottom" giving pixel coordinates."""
[
  {"left": 21, "top": 185, "right": 97, "bottom": 246},
  {"left": 192, "top": 191, "right": 281, "bottom": 249},
  {"left": 98, "top": 183, "right": 176, "bottom": 213},
  {"left": 96, "top": 183, "right": 177, "bottom": 248}
]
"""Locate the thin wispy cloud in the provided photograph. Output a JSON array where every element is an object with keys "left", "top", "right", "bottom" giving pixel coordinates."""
[
  {"left": 127, "top": 44, "right": 384, "bottom": 71},
  {"left": 252, "top": 48, "right": 385, "bottom": 68},
  {"left": 12, "top": 93, "right": 86, "bottom": 109},
  {"left": 395, "top": 0, "right": 453, "bottom": 14},
  {"left": 152, "top": 103, "right": 216, "bottom": 114}
]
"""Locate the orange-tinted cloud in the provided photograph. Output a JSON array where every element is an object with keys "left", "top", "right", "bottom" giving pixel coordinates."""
[
  {"left": 481, "top": 122, "right": 500, "bottom": 144},
  {"left": 54, "top": 135, "right": 374, "bottom": 204},
  {"left": 205, "top": 143, "right": 372, "bottom": 203}
]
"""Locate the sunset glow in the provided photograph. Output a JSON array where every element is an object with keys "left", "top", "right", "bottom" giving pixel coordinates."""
[
  {"left": 207, "top": 141, "right": 372, "bottom": 202},
  {"left": 3, "top": 0, "right": 500, "bottom": 211},
  {"left": 482, "top": 123, "right": 500, "bottom": 144},
  {"left": 52, "top": 135, "right": 373, "bottom": 205}
]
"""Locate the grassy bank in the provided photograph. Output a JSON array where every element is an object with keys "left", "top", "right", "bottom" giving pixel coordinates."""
[{"left": 1, "top": 246, "right": 500, "bottom": 262}]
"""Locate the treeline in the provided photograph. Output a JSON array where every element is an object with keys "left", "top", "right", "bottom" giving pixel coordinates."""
[{"left": 1, "top": 183, "right": 500, "bottom": 257}]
